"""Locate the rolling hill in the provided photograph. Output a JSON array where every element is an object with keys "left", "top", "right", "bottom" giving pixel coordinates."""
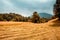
[{"left": 39, "top": 13, "right": 53, "bottom": 19}]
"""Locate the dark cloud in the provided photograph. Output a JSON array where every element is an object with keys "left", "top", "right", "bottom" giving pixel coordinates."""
[{"left": 0, "top": 0, "right": 56, "bottom": 16}]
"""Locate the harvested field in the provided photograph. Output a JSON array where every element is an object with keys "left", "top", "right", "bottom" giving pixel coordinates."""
[{"left": 0, "top": 18, "right": 60, "bottom": 40}]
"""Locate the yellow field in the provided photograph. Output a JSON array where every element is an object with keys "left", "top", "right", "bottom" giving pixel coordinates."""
[{"left": 0, "top": 18, "right": 60, "bottom": 40}]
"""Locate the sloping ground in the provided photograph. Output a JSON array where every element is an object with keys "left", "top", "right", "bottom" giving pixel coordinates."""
[{"left": 0, "top": 18, "right": 60, "bottom": 40}]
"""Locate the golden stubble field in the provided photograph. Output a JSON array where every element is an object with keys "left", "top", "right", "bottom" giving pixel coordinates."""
[{"left": 0, "top": 18, "right": 60, "bottom": 40}]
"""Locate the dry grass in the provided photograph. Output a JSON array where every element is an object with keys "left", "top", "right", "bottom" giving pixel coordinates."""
[{"left": 0, "top": 18, "right": 60, "bottom": 40}]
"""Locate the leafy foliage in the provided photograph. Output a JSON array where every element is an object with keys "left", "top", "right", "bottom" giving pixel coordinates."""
[
  {"left": 0, "top": 13, "right": 28, "bottom": 22},
  {"left": 31, "top": 12, "right": 40, "bottom": 23},
  {"left": 0, "top": 12, "right": 51, "bottom": 23}
]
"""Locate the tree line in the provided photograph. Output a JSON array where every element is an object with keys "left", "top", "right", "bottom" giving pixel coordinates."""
[{"left": 0, "top": 12, "right": 51, "bottom": 23}]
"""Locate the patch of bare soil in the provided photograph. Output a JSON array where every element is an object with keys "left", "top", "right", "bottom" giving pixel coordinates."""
[{"left": 0, "top": 18, "right": 60, "bottom": 40}]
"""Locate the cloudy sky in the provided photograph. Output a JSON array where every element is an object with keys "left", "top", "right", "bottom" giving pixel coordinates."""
[{"left": 0, "top": 0, "right": 56, "bottom": 16}]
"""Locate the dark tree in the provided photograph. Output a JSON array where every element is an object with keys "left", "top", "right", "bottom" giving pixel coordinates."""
[
  {"left": 54, "top": 0, "right": 60, "bottom": 20},
  {"left": 32, "top": 12, "right": 40, "bottom": 23}
]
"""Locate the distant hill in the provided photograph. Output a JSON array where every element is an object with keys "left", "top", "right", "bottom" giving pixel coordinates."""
[{"left": 39, "top": 13, "right": 53, "bottom": 19}]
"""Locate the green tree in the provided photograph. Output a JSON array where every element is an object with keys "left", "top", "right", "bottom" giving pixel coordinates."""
[
  {"left": 54, "top": 8, "right": 60, "bottom": 20},
  {"left": 32, "top": 12, "right": 40, "bottom": 23}
]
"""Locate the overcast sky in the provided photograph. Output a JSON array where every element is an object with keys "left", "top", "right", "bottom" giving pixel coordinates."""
[{"left": 0, "top": 0, "right": 56, "bottom": 16}]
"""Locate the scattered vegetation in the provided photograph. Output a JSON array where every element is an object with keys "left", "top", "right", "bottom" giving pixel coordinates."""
[{"left": 0, "top": 12, "right": 51, "bottom": 23}]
